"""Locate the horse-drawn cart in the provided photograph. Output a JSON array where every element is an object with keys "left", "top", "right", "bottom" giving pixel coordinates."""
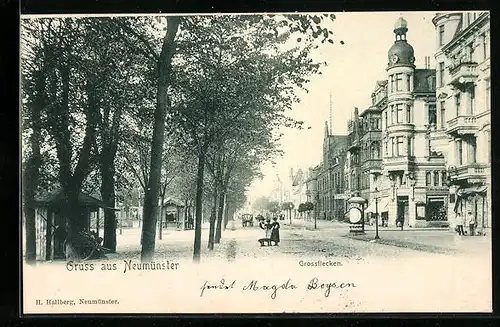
[{"left": 241, "top": 214, "right": 254, "bottom": 227}]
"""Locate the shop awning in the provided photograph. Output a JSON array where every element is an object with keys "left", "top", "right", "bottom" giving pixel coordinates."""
[
  {"left": 365, "top": 198, "right": 390, "bottom": 213},
  {"left": 457, "top": 185, "right": 488, "bottom": 196}
]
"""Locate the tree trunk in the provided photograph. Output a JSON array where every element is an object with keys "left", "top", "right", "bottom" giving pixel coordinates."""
[
  {"left": 23, "top": 158, "right": 39, "bottom": 264},
  {"left": 184, "top": 198, "right": 188, "bottom": 229},
  {"left": 208, "top": 184, "right": 218, "bottom": 250},
  {"left": 215, "top": 191, "right": 225, "bottom": 243},
  {"left": 140, "top": 17, "right": 180, "bottom": 262},
  {"left": 223, "top": 199, "right": 229, "bottom": 231},
  {"left": 193, "top": 150, "right": 206, "bottom": 262},
  {"left": 158, "top": 194, "right": 164, "bottom": 240},
  {"left": 100, "top": 158, "right": 117, "bottom": 252},
  {"left": 224, "top": 203, "right": 233, "bottom": 230},
  {"left": 64, "top": 187, "right": 87, "bottom": 260},
  {"left": 52, "top": 64, "right": 98, "bottom": 260},
  {"left": 22, "top": 69, "right": 45, "bottom": 264}
]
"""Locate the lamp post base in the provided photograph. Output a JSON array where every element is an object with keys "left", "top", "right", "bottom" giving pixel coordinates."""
[{"left": 349, "top": 224, "right": 365, "bottom": 235}]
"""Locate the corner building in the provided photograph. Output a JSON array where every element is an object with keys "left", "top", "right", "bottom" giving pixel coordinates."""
[
  {"left": 432, "top": 12, "right": 491, "bottom": 230},
  {"left": 380, "top": 18, "right": 448, "bottom": 228}
]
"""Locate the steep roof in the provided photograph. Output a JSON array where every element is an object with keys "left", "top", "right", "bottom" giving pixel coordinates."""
[
  {"left": 413, "top": 69, "right": 436, "bottom": 93},
  {"left": 291, "top": 169, "right": 304, "bottom": 187},
  {"left": 34, "top": 189, "right": 114, "bottom": 209},
  {"left": 162, "top": 198, "right": 184, "bottom": 207}
]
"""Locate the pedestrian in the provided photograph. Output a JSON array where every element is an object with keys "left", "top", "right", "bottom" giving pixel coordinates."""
[
  {"left": 456, "top": 212, "right": 465, "bottom": 236},
  {"left": 270, "top": 217, "right": 280, "bottom": 246},
  {"left": 259, "top": 218, "right": 271, "bottom": 238},
  {"left": 468, "top": 211, "right": 476, "bottom": 236},
  {"left": 397, "top": 216, "right": 404, "bottom": 230}
]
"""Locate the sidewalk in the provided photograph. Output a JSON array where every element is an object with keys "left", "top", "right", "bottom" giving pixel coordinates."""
[
  {"left": 345, "top": 229, "right": 490, "bottom": 255},
  {"left": 295, "top": 218, "right": 491, "bottom": 256}
]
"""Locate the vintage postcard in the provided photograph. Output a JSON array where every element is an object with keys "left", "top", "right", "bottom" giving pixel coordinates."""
[{"left": 20, "top": 11, "right": 491, "bottom": 314}]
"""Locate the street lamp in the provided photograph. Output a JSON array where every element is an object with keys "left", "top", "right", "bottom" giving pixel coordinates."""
[
  {"left": 374, "top": 188, "right": 380, "bottom": 240},
  {"left": 314, "top": 193, "right": 319, "bottom": 229},
  {"left": 288, "top": 202, "right": 294, "bottom": 225}
]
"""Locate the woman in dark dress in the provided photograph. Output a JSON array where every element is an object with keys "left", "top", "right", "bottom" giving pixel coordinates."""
[{"left": 270, "top": 217, "right": 280, "bottom": 246}]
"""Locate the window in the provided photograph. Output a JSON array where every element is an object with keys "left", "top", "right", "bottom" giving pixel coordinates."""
[
  {"left": 487, "top": 130, "right": 491, "bottom": 163},
  {"left": 406, "top": 104, "right": 412, "bottom": 123},
  {"left": 391, "top": 137, "right": 395, "bottom": 157},
  {"left": 485, "top": 79, "right": 490, "bottom": 110},
  {"left": 428, "top": 104, "right": 436, "bottom": 125},
  {"left": 396, "top": 104, "right": 404, "bottom": 123},
  {"left": 407, "top": 74, "right": 411, "bottom": 91},
  {"left": 427, "top": 138, "right": 432, "bottom": 156},
  {"left": 426, "top": 172, "right": 432, "bottom": 186},
  {"left": 457, "top": 140, "right": 463, "bottom": 165},
  {"left": 438, "top": 62, "right": 444, "bottom": 87},
  {"left": 441, "top": 172, "right": 447, "bottom": 186},
  {"left": 482, "top": 34, "right": 488, "bottom": 61},
  {"left": 390, "top": 75, "right": 394, "bottom": 93},
  {"left": 455, "top": 93, "right": 461, "bottom": 116},
  {"left": 390, "top": 106, "right": 394, "bottom": 125},
  {"left": 407, "top": 137, "right": 413, "bottom": 156},
  {"left": 428, "top": 75, "right": 436, "bottom": 89},
  {"left": 433, "top": 171, "right": 439, "bottom": 186},
  {"left": 384, "top": 111, "right": 388, "bottom": 128},
  {"left": 397, "top": 137, "right": 404, "bottom": 156},
  {"left": 395, "top": 73, "right": 403, "bottom": 91},
  {"left": 438, "top": 62, "right": 445, "bottom": 87},
  {"left": 439, "top": 25, "right": 445, "bottom": 46},
  {"left": 467, "top": 85, "right": 475, "bottom": 115},
  {"left": 384, "top": 140, "right": 388, "bottom": 157},
  {"left": 469, "top": 137, "right": 477, "bottom": 164},
  {"left": 466, "top": 43, "right": 473, "bottom": 62},
  {"left": 440, "top": 101, "right": 446, "bottom": 129}
]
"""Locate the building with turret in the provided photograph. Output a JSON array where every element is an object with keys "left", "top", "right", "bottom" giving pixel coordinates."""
[
  {"left": 378, "top": 17, "right": 448, "bottom": 228},
  {"left": 432, "top": 12, "right": 490, "bottom": 230}
]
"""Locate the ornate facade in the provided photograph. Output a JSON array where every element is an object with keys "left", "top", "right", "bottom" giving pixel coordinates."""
[
  {"left": 378, "top": 17, "right": 448, "bottom": 228},
  {"left": 433, "top": 12, "right": 491, "bottom": 230},
  {"left": 304, "top": 13, "right": 490, "bottom": 229}
]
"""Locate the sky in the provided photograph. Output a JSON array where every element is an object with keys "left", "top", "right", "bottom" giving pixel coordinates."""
[{"left": 246, "top": 11, "right": 438, "bottom": 202}]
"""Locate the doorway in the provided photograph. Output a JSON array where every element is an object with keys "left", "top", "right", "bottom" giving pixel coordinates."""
[{"left": 397, "top": 196, "right": 409, "bottom": 227}]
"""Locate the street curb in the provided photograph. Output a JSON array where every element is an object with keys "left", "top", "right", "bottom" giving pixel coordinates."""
[{"left": 342, "top": 235, "right": 457, "bottom": 254}]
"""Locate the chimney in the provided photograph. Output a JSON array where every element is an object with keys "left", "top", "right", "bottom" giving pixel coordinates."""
[
  {"left": 424, "top": 56, "right": 431, "bottom": 69},
  {"left": 354, "top": 107, "right": 359, "bottom": 119}
]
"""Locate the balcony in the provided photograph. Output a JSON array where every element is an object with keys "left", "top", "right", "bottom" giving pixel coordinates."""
[
  {"left": 448, "top": 62, "right": 479, "bottom": 87},
  {"left": 347, "top": 138, "right": 360, "bottom": 151},
  {"left": 448, "top": 163, "right": 488, "bottom": 184},
  {"left": 362, "top": 158, "right": 382, "bottom": 172},
  {"left": 361, "top": 130, "right": 382, "bottom": 142},
  {"left": 386, "top": 123, "right": 414, "bottom": 134},
  {"left": 446, "top": 115, "right": 478, "bottom": 135},
  {"left": 383, "top": 156, "right": 415, "bottom": 172}
]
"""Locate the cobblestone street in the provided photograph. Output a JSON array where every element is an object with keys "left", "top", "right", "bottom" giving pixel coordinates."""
[{"left": 112, "top": 217, "right": 491, "bottom": 263}]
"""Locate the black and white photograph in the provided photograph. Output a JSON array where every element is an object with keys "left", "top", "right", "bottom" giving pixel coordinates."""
[{"left": 20, "top": 11, "right": 491, "bottom": 314}]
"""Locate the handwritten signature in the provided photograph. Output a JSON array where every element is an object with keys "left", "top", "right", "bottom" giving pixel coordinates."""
[{"left": 200, "top": 278, "right": 355, "bottom": 299}]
